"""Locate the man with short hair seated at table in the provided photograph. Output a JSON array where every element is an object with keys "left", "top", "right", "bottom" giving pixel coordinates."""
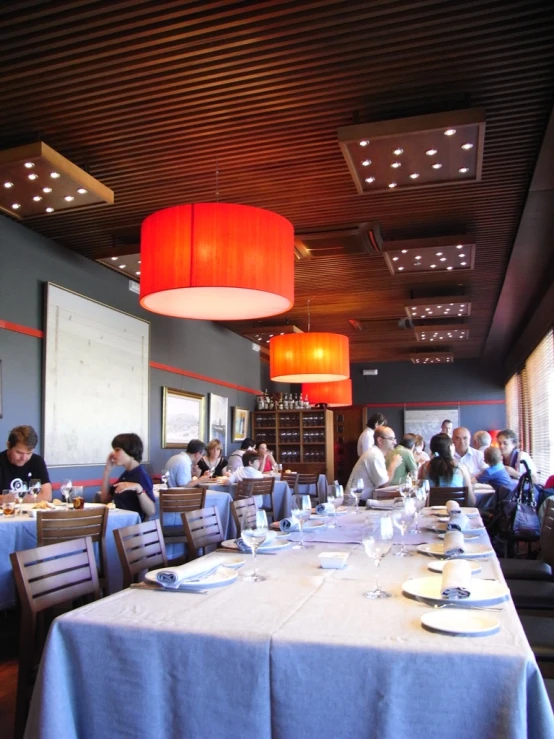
[
  {"left": 346, "top": 427, "right": 402, "bottom": 502},
  {"left": 472, "top": 430, "right": 492, "bottom": 451},
  {"left": 453, "top": 426, "right": 486, "bottom": 477},
  {"left": 474, "top": 446, "right": 516, "bottom": 492},
  {"left": 225, "top": 450, "right": 264, "bottom": 484},
  {"left": 0, "top": 424, "right": 52, "bottom": 501},
  {"left": 166, "top": 439, "right": 211, "bottom": 487}
]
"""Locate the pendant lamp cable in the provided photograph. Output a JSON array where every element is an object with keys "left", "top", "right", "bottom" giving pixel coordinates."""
[{"left": 307, "top": 296, "right": 314, "bottom": 333}]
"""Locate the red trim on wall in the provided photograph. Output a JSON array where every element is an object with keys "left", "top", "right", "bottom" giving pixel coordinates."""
[
  {"left": 366, "top": 400, "right": 505, "bottom": 408},
  {"left": 0, "top": 320, "right": 43, "bottom": 338},
  {"left": 150, "top": 360, "right": 261, "bottom": 395},
  {"left": 51, "top": 478, "right": 118, "bottom": 489}
]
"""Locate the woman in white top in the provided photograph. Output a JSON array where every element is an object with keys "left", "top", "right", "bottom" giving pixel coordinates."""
[{"left": 497, "top": 429, "right": 537, "bottom": 482}]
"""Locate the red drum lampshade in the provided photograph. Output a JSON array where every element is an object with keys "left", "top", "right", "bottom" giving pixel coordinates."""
[
  {"left": 302, "top": 378, "right": 352, "bottom": 407},
  {"left": 270, "top": 332, "right": 350, "bottom": 383},
  {"left": 140, "top": 203, "right": 294, "bottom": 320},
  {"left": 488, "top": 430, "right": 500, "bottom": 447}
]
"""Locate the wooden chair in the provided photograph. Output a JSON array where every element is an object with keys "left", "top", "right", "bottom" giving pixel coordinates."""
[
  {"left": 182, "top": 506, "right": 225, "bottom": 559},
  {"left": 159, "top": 487, "right": 207, "bottom": 562},
  {"left": 10, "top": 537, "right": 100, "bottom": 739},
  {"left": 281, "top": 471, "right": 298, "bottom": 489},
  {"left": 236, "top": 477, "right": 276, "bottom": 521},
  {"left": 294, "top": 473, "right": 319, "bottom": 501},
  {"left": 36, "top": 507, "right": 108, "bottom": 592},
  {"left": 428, "top": 486, "right": 469, "bottom": 506},
  {"left": 113, "top": 518, "right": 168, "bottom": 589},
  {"left": 231, "top": 497, "right": 258, "bottom": 535}
]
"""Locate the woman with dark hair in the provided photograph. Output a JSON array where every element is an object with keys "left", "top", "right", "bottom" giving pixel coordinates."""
[
  {"left": 100, "top": 433, "right": 155, "bottom": 519},
  {"left": 255, "top": 441, "right": 277, "bottom": 473},
  {"left": 497, "top": 429, "right": 537, "bottom": 482},
  {"left": 197, "top": 439, "right": 228, "bottom": 478},
  {"left": 419, "top": 432, "right": 475, "bottom": 506}
]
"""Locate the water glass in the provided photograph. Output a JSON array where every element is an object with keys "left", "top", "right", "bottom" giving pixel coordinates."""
[
  {"left": 2, "top": 492, "right": 16, "bottom": 517},
  {"left": 362, "top": 513, "right": 394, "bottom": 599},
  {"left": 351, "top": 478, "right": 364, "bottom": 513},
  {"left": 241, "top": 509, "right": 269, "bottom": 582},
  {"left": 29, "top": 478, "right": 41, "bottom": 504},
  {"left": 60, "top": 479, "right": 73, "bottom": 508},
  {"left": 291, "top": 494, "right": 313, "bottom": 549},
  {"left": 392, "top": 499, "right": 415, "bottom": 557}
]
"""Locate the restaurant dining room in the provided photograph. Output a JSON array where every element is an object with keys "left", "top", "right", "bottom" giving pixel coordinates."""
[{"left": 1, "top": 1, "right": 554, "bottom": 738}]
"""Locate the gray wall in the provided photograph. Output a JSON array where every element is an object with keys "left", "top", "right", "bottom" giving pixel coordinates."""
[
  {"left": 352, "top": 359, "right": 506, "bottom": 440},
  {"left": 0, "top": 215, "right": 264, "bottom": 489}
]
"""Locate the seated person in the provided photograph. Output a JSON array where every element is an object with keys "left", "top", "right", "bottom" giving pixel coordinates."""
[
  {"left": 346, "top": 427, "right": 402, "bottom": 501},
  {"left": 0, "top": 425, "right": 52, "bottom": 501},
  {"left": 452, "top": 427, "right": 486, "bottom": 477},
  {"left": 197, "top": 439, "right": 228, "bottom": 478},
  {"left": 474, "top": 446, "right": 516, "bottom": 491},
  {"left": 497, "top": 429, "right": 538, "bottom": 482},
  {"left": 419, "top": 432, "right": 476, "bottom": 506},
  {"left": 225, "top": 450, "right": 264, "bottom": 484},
  {"left": 100, "top": 433, "right": 155, "bottom": 520},
  {"left": 385, "top": 434, "right": 418, "bottom": 485},
  {"left": 255, "top": 441, "right": 277, "bottom": 473},
  {"left": 412, "top": 435, "right": 430, "bottom": 466},
  {"left": 227, "top": 438, "right": 256, "bottom": 473},
  {"left": 165, "top": 439, "right": 211, "bottom": 487},
  {"left": 472, "top": 430, "right": 492, "bottom": 451}
]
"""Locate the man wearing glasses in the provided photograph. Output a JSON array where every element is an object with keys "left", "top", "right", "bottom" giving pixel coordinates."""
[{"left": 345, "top": 427, "right": 402, "bottom": 502}]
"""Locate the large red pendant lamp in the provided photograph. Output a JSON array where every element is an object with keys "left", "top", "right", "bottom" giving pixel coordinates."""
[
  {"left": 140, "top": 203, "right": 294, "bottom": 320},
  {"left": 302, "top": 378, "right": 352, "bottom": 407},
  {"left": 270, "top": 332, "right": 350, "bottom": 383}
]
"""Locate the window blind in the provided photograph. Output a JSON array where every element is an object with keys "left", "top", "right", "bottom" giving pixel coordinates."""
[
  {"left": 525, "top": 329, "right": 554, "bottom": 483},
  {"left": 505, "top": 374, "right": 520, "bottom": 442}
]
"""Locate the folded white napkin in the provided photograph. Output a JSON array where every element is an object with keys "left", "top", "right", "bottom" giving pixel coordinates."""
[
  {"left": 155, "top": 555, "right": 229, "bottom": 588},
  {"left": 446, "top": 500, "right": 461, "bottom": 514},
  {"left": 443, "top": 530, "right": 466, "bottom": 556},
  {"left": 446, "top": 512, "right": 470, "bottom": 532},
  {"left": 441, "top": 560, "right": 472, "bottom": 599},
  {"left": 316, "top": 502, "right": 334, "bottom": 515},
  {"left": 280, "top": 516, "right": 300, "bottom": 532},
  {"left": 235, "top": 530, "right": 277, "bottom": 552}
]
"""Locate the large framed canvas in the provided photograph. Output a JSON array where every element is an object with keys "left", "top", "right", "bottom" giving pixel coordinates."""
[
  {"left": 404, "top": 408, "right": 460, "bottom": 450},
  {"left": 162, "top": 388, "right": 205, "bottom": 448},
  {"left": 232, "top": 407, "right": 249, "bottom": 442},
  {"left": 44, "top": 284, "right": 150, "bottom": 466},
  {"left": 208, "top": 393, "right": 229, "bottom": 453}
]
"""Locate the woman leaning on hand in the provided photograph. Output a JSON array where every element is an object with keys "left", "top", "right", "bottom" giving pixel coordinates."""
[{"left": 100, "top": 433, "right": 156, "bottom": 520}]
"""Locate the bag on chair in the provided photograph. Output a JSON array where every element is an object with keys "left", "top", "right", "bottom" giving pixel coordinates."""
[{"left": 496, "top": 461, "right": 541, "bottom": 542}]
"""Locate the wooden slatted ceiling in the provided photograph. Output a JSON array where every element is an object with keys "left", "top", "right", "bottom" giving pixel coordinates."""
[{"left": 2, "top": 0, "right": 554, "bottom": 363}]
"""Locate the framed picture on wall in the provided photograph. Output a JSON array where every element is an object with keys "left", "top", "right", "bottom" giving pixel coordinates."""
[
  {"left": 232, "top": 407, "right": 249, "bottom": 442},
  {"left": 208, "top": 393, "right": 229, "bottom": 454},
  {"left": 162, "top": 388, "right": 205, "bottom": 449},
  {"left": 0, "top": 360, "right": 2, "bottom": 418}
]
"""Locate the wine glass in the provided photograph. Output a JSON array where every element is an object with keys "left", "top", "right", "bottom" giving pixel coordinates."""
[
  {"left": 392, "top": 498, "right": 415, "bottom": 557},
  {"left": 60, "top": 478, "right": 73, "bottom": 508},
  {"left": 410, "top": 482, "right": 428, "bottom": 533},
  {"left": 362, "top": 513, "right": 394, "bottom": 599},
  {"left": 160, "top": 469, "right": 170, "bottom": 488},
  {"left": 350, "top": 478, "right": 364, "bottom": 513},
  {"left": 241, "top": 509, "right": 268, "bottom": 582},
  {"left": 29, "top": 478, "right": 42, "bottom": 505},
  {"left": 291, "top": 494, "right": 313, "bottom": 549}
]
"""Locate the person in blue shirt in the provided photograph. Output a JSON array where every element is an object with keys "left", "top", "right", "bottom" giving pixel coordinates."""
[
  {"left": 100, "top": 433, "right": 155, "bottom": 520},
  {"left": 475, "top": 446, "right": 516, "bottom": 492}
]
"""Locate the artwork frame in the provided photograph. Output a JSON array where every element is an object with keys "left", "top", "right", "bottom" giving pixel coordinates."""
[
  {"left": 0, "top": 360, "right": 2, "bottom": 418},
  {"left": 162, "top": 388, "right": 205, "bottom": 449},
  {"left": 232, "top": 407, "right": 249, "bottom": 442},
  {"left": 208, "top": 393, "right": 229, "bottom": 454}
]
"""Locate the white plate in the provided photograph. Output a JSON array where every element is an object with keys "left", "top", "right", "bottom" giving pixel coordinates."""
[
  {"left": 416, "top": 542, "right": 494, "bottom": 559},
  {"left": 437, "top": 533, "right": 481, "bottom": 541},
  {"left": 421, "top": 610, "right": 500, "bottom": 636},
  {"left": 220, "top": 538, "right": 292, "bottom": 553},
  {"left": 428, "top": 560, "right": 482, "bottom": 574},
  {"left": 433, "top": 521, "right": 485, "bottom": 533},
  {"left": 145, "top": 566, "right": 237, "bottom": 591},
  {"left": 403, "top": 575, "right": 509, "bottom": 605}
]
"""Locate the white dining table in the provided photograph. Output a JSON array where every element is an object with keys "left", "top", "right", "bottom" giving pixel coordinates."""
[
  {"left": 0, "top": 505, "right": 141, "bottom": 609},
  {"left": 24, "top": 508, "right": 554, "bottom": 739},
  {"left": 199, "top": 478, "right": 294, "bottom": 520}
]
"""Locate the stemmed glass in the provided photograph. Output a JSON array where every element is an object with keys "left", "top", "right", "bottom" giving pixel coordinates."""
[
  {"left": 392, "top": 498, "right": 415, "bottom": 557},
  {"left": 326, "top": 484, "right": 343, "bottom": 528},
  {"left": 29, "top": 479, "right": 42, "bottom": 505},
  {"left": 410, "top": 483, "right": 427, "bottom": 534},
  {"left": 362, "top": 513, "right": 394, "bottom": 599},
  {"left": 351, "top": 478, "right": 364, "bottom": 513},
  {"left": 291, "top": 494, "right": 313, "bottom": 549},
  {"left": 160, "top": 469, "right": 170, "bottom": 488},
  {"left": 241, "top": 509, "right": 268, "bottom": 582},
  {"left": 60, "top": 479, "right": 73, "bottom": 508}
]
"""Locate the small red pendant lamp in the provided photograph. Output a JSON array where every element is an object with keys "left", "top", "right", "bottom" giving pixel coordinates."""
[
  {"left": 270, "top": 332, "right": 350, "bottom": 383},
  {"left": 140, "top": 203, "right": 294, "bottom": 320},
  {"left": 302, "top": 378, "right": 352, "bottom": 407}
]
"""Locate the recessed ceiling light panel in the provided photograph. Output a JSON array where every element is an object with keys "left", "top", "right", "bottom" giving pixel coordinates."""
[
  {"left": 382, "top": 235, "right": 476, "bottom": 275},
  {"left": 404, "top": 299, "right": 472, "bottom": 320}
]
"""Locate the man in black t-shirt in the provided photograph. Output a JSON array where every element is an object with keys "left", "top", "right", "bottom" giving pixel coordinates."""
[{"left": 0, "top": 425, "right": 52, "bottom": 501}]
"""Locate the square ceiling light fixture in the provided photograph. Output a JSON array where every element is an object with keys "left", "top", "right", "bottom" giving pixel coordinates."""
[
  {"left": 338, "top": 108, "right": 485, "bottom": 194},
  {"left": 242, "top": 324, "right": 303, "bottom": 347},
  {"left": 405, "top": 297, "right": 471, "bottom": 320},
  {"left": 410, "top": 351, "right": 454, "bottom": 365},
  {"left": 382, "top": 235, "right": 476, "bottom": 275},
  {"left": 414, "top": 324, "right": 469, "bottom": 342},
  {"left": 0, "top": 141, "right": 114, "bottom": 219}
]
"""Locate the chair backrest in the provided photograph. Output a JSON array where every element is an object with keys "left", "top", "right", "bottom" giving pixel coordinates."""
[
  {"left": 231, "top": 497, "right": 258, "bottom": 535},
  {"left": 540, "top": 497, "right": 554, "bottom": 569},
  {"left": 281, "top": 472, "right": 298, "bottom": 488},
  {"left": 113, "top": 518, "right": 168, "bottom": 588},
  {"left": 428, "top": 486, "right": 469, "bottom": 506},
  {"left": 295, "top": 473, "right": 319, "bottom": 497},
  {"left": 10, "top": 537, "right": 100, "bottom": 618},
  {"left": 182, "top": 506, "right": 224, "bottom": 559},
  {"left": 236, "top": 477, "right": 275, "bottom": 499},
  {"left": 36, "top": 508, "right": 109, "bottom": 580},
  {"left": 160, "top": 488, "right": 207, "bottom": 519}
]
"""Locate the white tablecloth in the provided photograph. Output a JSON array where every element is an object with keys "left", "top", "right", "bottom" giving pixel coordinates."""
[
  {"left": 25, "top": 511, "right": 554, "bottom": 739},
  {"left": 0, "top": 507, "right": 141, "bottom": 609}
]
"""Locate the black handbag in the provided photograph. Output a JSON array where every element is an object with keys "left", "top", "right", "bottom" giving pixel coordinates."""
[{"left": 496, "top": 461, "right": 541, "bottom": 542}]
